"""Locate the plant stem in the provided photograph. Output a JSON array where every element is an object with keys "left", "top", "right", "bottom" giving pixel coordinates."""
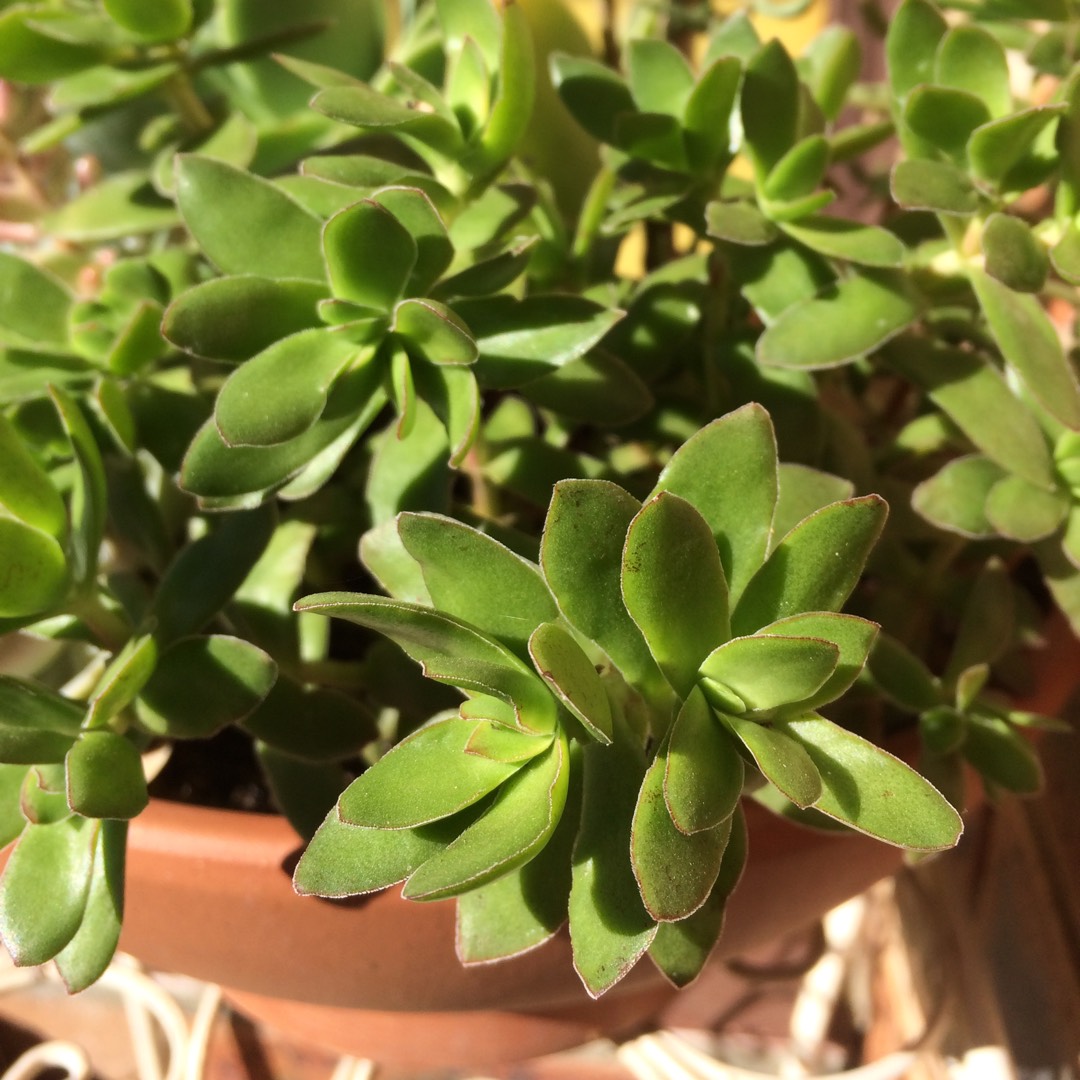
[
  {"left": 68, "top": 590, "right": 129, "bottom": 653},
  {"left": 165, "top": 70, "right": 215, "bottom": 136}
]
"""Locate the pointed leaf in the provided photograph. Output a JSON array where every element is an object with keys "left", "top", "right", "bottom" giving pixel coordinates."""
[
  {"left": 398, "top": 512, "right": 557, "bottom": 660},
  {"left": 0, "top": 253, "right": 72, "bottom": 352},
  {"left": 868, "top": 632, "right": 942, "bottom": 713},
  {"left": 569, "top": 737, "right": 656, "bottom": 997},
  {"left": 403, "top": 734, "right": 568, "bottom": 900},
  {"left": 778, "top": 713, "right": 963, "bottom": 850},
  {"left": 541, "top": 481, "right": 664, "bottom": 702},
  {"left": 968, "top": 107, "right": 1065, "bottom": 187},
  {"left": 706, "top": 201, "right": 779, "bottom": 246},
  {"left": 764, "top": 137, "right": 829, "bottom": 204},
  {"left": 720, "top": 712, "right": 821, "bottom": 808},
  {"left": 85, "top": 633, "right": 157, "bottom": 730},
  {"left": 963, "top": 712, "right": 1043, "bottom": 794},
  {"left": 528, "top": 622, "right": 612, "bottom": 744},
  {"left": 549, "top": 53, "right": 635, "bottom": 144},
  {"left": 758, "top": 273, "right": 918, "bottom": 369},
  {"left": 622, "top": 493, "right": 730, "bottom": 697},
  {"left": 339, "top": 717, "right": 522, "bottom": 829},
  {"left": 684, "top": 57, "right": 740, "bottom": 171},
  {"left": 733, "top": 496, "right": 888, "bottom": 635},
  {"left": 45, "top": 172, "right": 178, "bottom": 243},
  {"left": 631, "top": 747, "right": 731, "bottom": 922},
  {"left": 651, "top": 404, "right": 778, "bottom": 605},
  {"left": 741, "top": 40, "right": 799, "bottom": 181},
  {"left": 780, "top": 217, "right": 905, "bottom": 269},
  {"left": 664, "top": 687, "right": 743, "bottom": 835},
  {"left": 175, "top": 156, "right": 325, "bottom": 281},
  {"left": 0, "top": 678, "right": 82, "bottom": 737},
  {"left": 53, "top": 819, "right": 125, "bottom": 993}
]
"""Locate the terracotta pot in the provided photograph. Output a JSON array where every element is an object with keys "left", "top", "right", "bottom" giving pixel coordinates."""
[{"left": 116, "top": 794, "right": 908, "bottom": 1069}]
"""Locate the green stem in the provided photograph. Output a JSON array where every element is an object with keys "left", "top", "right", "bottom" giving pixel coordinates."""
[
  {"left": 165, "top": 70, "right": 215, "bottom": 136},
  {"left": 68, "top": 591, "right": 129, "bottom": 653}
]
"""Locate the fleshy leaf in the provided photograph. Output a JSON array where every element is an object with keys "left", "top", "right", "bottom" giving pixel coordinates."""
[
  {"left": 631, "top": 746, "right": 731, "bottom": 922},
  {"left": 398, "top": 512, "right": 557, "bottom": 661},
  {"left": 175, "top": 156, "right": 325, "bottom": 281},
  {"left": 890, "top": 159, "right": 979, "bottom": 215},
  {"left": 757, "top": 273, "right": 918, "bottom": 369},
  {"left": 911, "top": 455, "right": 1005, "bottom": 539},
  {"left": 528, "top": 622, "right": 612, "bottom": 744},
  {"left": 85, "top": 633, "right": 157, "bottom": 730},
  {"left": 392, "top": 300, "right": 477, "bottom": 366},
  {"left": 935, "top": 25, "right": 1011, "bottom": 119},
  {"left": 684, "top": 57, "right": 740, "bottom": 171},
  {"left": 664, "top": 687, "right": 743, "bottom": 835},
  {"left": 540, "top": 480, "right": 664, "bottom": 703},
  {"left": 569, "top": 737, "right": 656, "bottom": 998},
  {"left": 0, "top": 253, "right": 72, "bottom": 352},
  {"left": 549, "top": 53, "right": 635, "bottom": 144},
  {"left": 963, "top": 712, "right": 1043, "bottom": 794},
  {"left": 322, "top": 200, "right": 417, "bottom": 311},
  {"left": 982, "top": 214, "right": 1049, "bottom": 293},
  {"left": 622, "top": 494, "right": 730, "bottom": 697},
  {"left": 968, "top": 107, "right": 1064, "bottom": 188},
  {"left": 904, "top": 85, "right": 990, "bottom": 162},
  {"left": 402, "top": 733, "right": 568, "bottom": 901},
  {"left": 867, "top": 633, "right": 942, "bottom": 713},
  {"left": 651, "top": 404, "right": 778, "bottom": 606},
  {"left": 706, "top": 201, "right": 779, "bottom": 246},
  {"left": 338, "top": 717, "right": 524, "bottom": 829},
  {"left": 741, "top": 40, "right": 799, "bottom": 181},
  {"left": 780, "top": 217, "right": 905, "bottom": 269},
  {"left": 984, "top": 475, "right": 1068, "bottom": 542},
  {"left": 720, "top": 712, "right": 821, "bottom": 809},
  {"left": 778, "top": 713, "right": 963, "bottom": 850},
  {"left": 763, "top": 137, "right": 829, "bottom": 204},
  {"left": 214, "top": 330, "right": 359, "bottom": 447},
  {"left": 886, "top": 0, "right": 947, "bottom": 101},
  {"left": 732, "top": 496, "right": 888, "bottom": 635},
  {"left": 64, "top": 732, "right": 147, "bottom": 820},
  {"left": 649, "top": 806, "right": 747, "bottom": 987}
]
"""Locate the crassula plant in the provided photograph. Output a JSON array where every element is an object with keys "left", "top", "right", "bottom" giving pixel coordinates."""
[{"left": 0, "top": 0, "right": 1072, "bottom": 1000}]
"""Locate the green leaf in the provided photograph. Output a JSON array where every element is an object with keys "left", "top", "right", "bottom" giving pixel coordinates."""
[
  {"left": 518, "top": 351, "right": 653, "bottom": 427},
  {"left": 651, "top": 404, "right": 778, "bottom": 606},
  {"left": 720, "top": 711, "right": 821, "bottom": 808},
  {"left": 912, "top": 455, "right": 1004, "bottom": 539},
  {"left": 778, "top": 713, "right": 963, "bottom": 850},
  {"left": 21, "top": 765, "right": 69, "bottom": 825},
  {"left": 0, "top": 520, "right": 68, "bottom": 621},
  {"left": 758, "top": 612, "right": 878, "bottom": 711},
  {"left": 311, "top": 83, "right": 463, "bottom": 156},
  {"left": 867, "top": 633, "right": 941, "bottom": 713},
  {"left": 454, "top": 741, "right": 582, "bottom": 964},
  {"left": 85, "top": 633, "right": 157, "bottom": 730},
  {"left": 403, "top": 733, "right": 568, "bottom": 901},
  {"left": 968, "top": 107, "right": 1064, "bottom": 188},
  {"left": 935, "top": 26, "right": 1011, "bottom": 119},
  {"left": 411, "top": 361, "right": 480, "bottom": 467},
  {"left": 772, "top": 465, "right": 853, "bottom": 546},
  {"left": 136, "top": 635, "right": 277, "bottom": 739},
  {"left": 153, "top": 507, "right": 275, "bottom": 644},
  {"left": 631, "top": 747, "right": 731, "bottom": 922},
  {"left": 886, "top": 0, "right": 946, "bottom": 101},
  {"left": 945, "top": 559, "right": 1013, "bottom": 683},
  {"left": 1051, "top": 224, "right": 1080, "bottom": 285},
  {"left": 649, "top": 806, "right": 746, "bottom": 987},
  {"left": 0, "top": 816, "right": 94, "bottom": 967},
  {"left": 732, "top": 496, "right": 888, "bottom": 635},
  {"left": 540, "top": 481, "right": 665, "bottom": 703},
  {"left": 175, "top": 156, "right": 325, "bottom": 281},
  {"left": 103, "top": 0, "right": 191, "bottom": 41},
  {"left": 763, "top": 136, "right": 829, "bottom": 204},
  {"left": 50, "top": 386, "right": 106, "bottom": 587},
  {"left": 885, "top": 339, "right": 1054, "bottom": 490},
  {"left": 0, "top": 7, "right": 101, "bottom": 83},
  {"left": 985, "top": 475, "right": 1068, "bottom": 542},
  {"left": 684, "top": 57, "right": 741, "bottom": 171},
  {"left": 465, "top": 720, "right": 551, "bottom": 763},
  {"left": 46, "top": 172, "right": 178, "bottom": 243},
  {"left": 626, "top": 39, "right": 694, "bottom": 118},
  {"left": 982, "top": 214, "right": 1049, "bottom": 293},
  {"left": 338, "top": 717, "right": 524, "bottom": 829},
  {"left": 393, "top": 300, "right": 477, "bottom": 367},
  {"left": 214, "top": 330, "right": 359, "bottom": 448},
  {"left": 971, "top": 269, "right": 1080, "bottom": 431},
  {"left": 735, "top": 243, "right": 836, "bottom": 323},
  {"left": 461, "top": 295, "right": 623, "bottom": 389},
  {"left": 569, "top": 736, "right": 656, "bottom": 997},
  {"left": 621, "top": 493, "right": 729, "bottom": 697},
  {"left": 549, "top": 53, "right": 635, "bottom": 144},
  {"left": 706, "top": 201, "right": 779, "bottom": 247},
  {"left": 780, "top": 217, "right": 905, "bottom": 269},
  {"left": 398, "top": 512, "right": 557, "bottom": 661},
  {"left": 664, "top": 687, "right": 743, "bottom": 835},
  {"left": 322, "top": 200, "right": 417, "bottom": 311},
  {"left": 53, "top": 819, "right": 125, "bottom": 993},
  {"left": 700, "top": 635, "right": 838, "bottom": 714},
  {"left": 802, "top": 26, "right": 861, "bottom": 122},
  {"left": 528, "top": 622, "right": 612, "bottom": 744},
  {"left": 741, "top": 40, "right": 799, "bottom": 182},
  {"left": 890, "top": 159, "right": 979, "bottom": 216},
  {"left": 294, "top": 809, "right": 463, "bottom": 897},
  {"left": 295, "top": 593, "right": 555, "bottom": 733},
  {"left": 0, "top": 253, "right": 72, "bottom": 353},
  {"left": 963, "top": 712, "right": 1043, "bottom": 794},
  {"left": 65, "top": 732, "right": 147, "bottom": 820},
  {"left": 757, "top": 273, "right": 919, "bottom": 369},
  {"left": 0, "top": 678, "right": 82, "bottom": 738},
  {"left": 163, "top": 277, "right": 327, "bottom": 362},
  {"left": 372, "top": 187, "right": 453, "bottom": 296},
  {"left": 0, "top": 413, "right": 66, "bottom": 539},
  {"left": 904, "top": 85, "right": 990, "bottom": 162}
]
